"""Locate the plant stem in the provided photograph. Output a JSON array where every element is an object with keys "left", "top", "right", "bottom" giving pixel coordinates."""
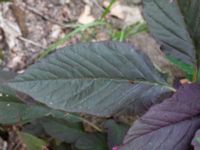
[
  {"left": 101, "top": 0, "right": 117, "bottom": 18},
  {"left": 119, "top": 28, "right": 125, "bottom": 42},
  {"left": 193, "top": 65, "right": 199, "bottom": 82}
]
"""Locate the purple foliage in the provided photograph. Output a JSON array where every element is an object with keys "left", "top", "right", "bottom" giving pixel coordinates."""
[{"left": 120, "top": 84, "right": 200, "bottom": 150}]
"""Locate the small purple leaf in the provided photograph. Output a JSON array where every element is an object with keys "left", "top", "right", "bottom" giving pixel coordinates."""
[{"left": 120, "top": 84, "right": 200, "bottom": 150}]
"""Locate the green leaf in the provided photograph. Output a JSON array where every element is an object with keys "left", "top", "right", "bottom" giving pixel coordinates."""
[
  {"left": 19, "top": 132, "right": 46, "bottom": 150},
  {"left": 0, "top": 93, "right": 81, "bottom": 124},
  {"left": 23, "top": 120, "right": 46, "bottom": 137},
  {"left": 0, "top": 70, "right": 83, "bottom": 124},
  {"left": 0, "top": 70, "right": 16, "bottom": 82},
  {"left": 9, "top": 42, "right": 174, "bottom": 117},
  {"left": 53, "top": 143, "right": 75, "bottom": 150},
  {"left": 104, "top": 120, "right": 129, "bottom": 150},
  {"left": 0, "top": 70, "right": 17, "bottom": 95},
  {"left": 167, "top": 55, "right": 200, "bottom": 82},
  {"left": 178, "top": 0, "right": 200, "bottom": 54},
  {"left": 143, "top": 0, "right": 200, "bottom": 67},
  {"left": 75, "top": 133, "right": 108, "bottom": 150},
  {"left": 39, "top": 117, "right": 84, "bottom": 143},
  {"left": 0, "top": 95, "right": 50, "bottom": 124}
]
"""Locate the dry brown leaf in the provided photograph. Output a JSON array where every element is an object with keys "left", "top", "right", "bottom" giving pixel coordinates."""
[
  {"left": 103, "top": 1, "right": 143, "bottom": 26},
  {"left": 78, "top": 5, "right": 95, "bottom": 24},
  {"left": 0, "top": 12, "right": 21, "bottom": 49}
]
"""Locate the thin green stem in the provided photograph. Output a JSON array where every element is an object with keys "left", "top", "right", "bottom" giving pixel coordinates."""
[
  {"left": 119, "top": 29, "right": 125, "bottom": 42},
  {"left": 193, "top": 64, "right": 199, "bottom": 82},
  {"left": 101, "top": 0, "right": 117, "bottom": 18}
]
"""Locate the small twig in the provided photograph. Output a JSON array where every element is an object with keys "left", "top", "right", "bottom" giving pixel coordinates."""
[
  {"left": 18, "top": 36, "right": 45, "bottom": 49},
  {"left": 11, "top": 2, "right": 28, "bottom": 37}
]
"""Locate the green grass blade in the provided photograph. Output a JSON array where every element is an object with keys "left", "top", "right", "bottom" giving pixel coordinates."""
[
  {"left": 37, "top": 20, "right": 106, "bottom": 59},
  {"left": 101, "top": 0, "right": 117, "bottom": 18}
]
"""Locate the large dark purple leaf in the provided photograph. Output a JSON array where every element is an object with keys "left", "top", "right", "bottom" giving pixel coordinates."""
[
  {"left": 120, "top": 84, "right": 200, "bottom": 150},
  {"left": 8, "top": 42, "right": 174, "bottom": 117},
  {"left": 143, "top": 0, "right": 200, "bottom": 67},
  {"left": 192, "top": 129, "right": 200, "bottom": 150}
]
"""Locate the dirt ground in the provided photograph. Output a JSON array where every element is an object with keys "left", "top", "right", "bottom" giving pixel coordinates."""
[
  {"left": 0, "top": 0, "right": 181, "bottom": 76},
  {"left": 0, "top": 0, "right": 142, "bottom": 70}
]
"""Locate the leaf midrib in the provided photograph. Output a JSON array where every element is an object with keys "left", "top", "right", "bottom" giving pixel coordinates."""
[{"left": 10, "top": 78, "right": 175, "bottom": 91}]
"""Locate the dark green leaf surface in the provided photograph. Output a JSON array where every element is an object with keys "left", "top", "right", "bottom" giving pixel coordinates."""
[
  {"left": 104, "top": 120, "right": 129, "bottom": 150},
  {"left": 0, "top": 94, "right": 80, "bottom": 124},
  {"left": 0, "top": 95, "right": 50, "bottom": 124},
  {"left": 0, "top": 70, "right": 82, "bottom": 124},
  {"left": 39, "top": 117, "right": 84, "bottom": 143},
  {"left": 9, "top": 42, "right": 173, "bottom": 116},
  {"left": 143, "top": 0, "right": 200, "bottom": 66},
  {"left": 0, "top": 70, "right": 16, "bottom": 95},
  {"left": 75, "top": 133, "right": 108, "bottom": 150},
  {"left": 0, "top": 70, "right": 16, "bottom": 82},
  {"left": 178, "top": 0, "right": 200, "bottom": 55},
  {"left": 19, "top": 132, "right": 46, "bottom": 150},
  {"left": 23, "top": 120, "right": 46, "bottom": 137},
  {"left": 53, "top": 143, "right": 74, "bottom": 150}
]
